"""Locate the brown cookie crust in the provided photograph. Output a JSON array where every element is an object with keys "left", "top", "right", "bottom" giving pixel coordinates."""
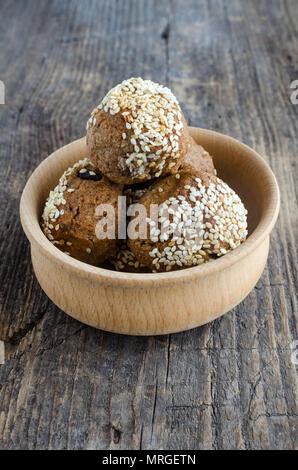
[
  {"left": 180, "top": 137, "right": 215, "bottom": 175},
  {"left": 42, "top": 159, "right": 122, "bottom": 266},
  {"left": 86, "top": 78, "right": 189, "bottom": 184},
  {"left": 128, "top": 171, "right": 248, "bottom": 272},
  {"left": 109, "top": 242, "right": 150, "bottom": 273}
]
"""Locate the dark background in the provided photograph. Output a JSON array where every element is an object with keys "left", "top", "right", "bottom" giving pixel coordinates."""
[{"left": 0, "top": 0, "right": 297, "bottom": 450}]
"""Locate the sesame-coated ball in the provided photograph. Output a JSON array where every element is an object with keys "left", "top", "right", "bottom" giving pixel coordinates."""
[
  {"left": 128, "top": 171, "right": 248, "bottom": 272},
  {"left": 41, "top": 159, "right": 122, "bottom": 266},
  {"left": 86, "top": 77, "right": 204, "bottom": 184}
]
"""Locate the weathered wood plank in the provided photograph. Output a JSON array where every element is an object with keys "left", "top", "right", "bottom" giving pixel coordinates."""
[{"left": 0, "top": 0, "right": 297, "bottom": 450}]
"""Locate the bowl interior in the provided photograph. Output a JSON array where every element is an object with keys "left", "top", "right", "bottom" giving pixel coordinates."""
[{"left": 20, "top": 127, "right": 279, "bottom": 282}]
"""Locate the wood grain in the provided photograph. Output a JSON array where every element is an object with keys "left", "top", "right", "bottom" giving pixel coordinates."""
[
  {"left": 20, "top": 130, "right": 279, "bottom": 335},
  {"left": 0, "top": 0, "right": 297, "bottom": 449}
]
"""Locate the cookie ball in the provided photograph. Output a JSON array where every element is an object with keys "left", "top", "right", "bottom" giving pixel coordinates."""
[
  {"left": 41, "top": 159, "right": 122, "bottom": 266},
  {"left": 110, "top": 242, "right": 150, "bottom": 273},
  {"left": 107, "top": 182, "right": 152, "bottom": 273},
  {"left": 180, "top": 139, "right": 215, "bottom": 175},
  {"left": 128, "top": 171, "right": 248, "bottom": 272},
  {"left": 86, "top": 77, "right": 192, "bottom": 184}
]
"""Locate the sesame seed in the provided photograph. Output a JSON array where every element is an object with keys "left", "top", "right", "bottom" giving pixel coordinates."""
[
  {"left": 41, "top": 158, "right": 91, "bottom": 245},
  {"left": 147, "top": 174, "right": 247, "bottom": 271},
  {"left": 87, "top": 77, "right": 184, "bottom": 180}
]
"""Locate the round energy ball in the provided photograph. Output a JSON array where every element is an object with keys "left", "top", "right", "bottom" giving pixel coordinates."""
[
  {"left": 107, "top": 182, "right": 152, "bottom": 273},
  {"left": 128, "top": 171, "right": 248, "bottom": 272},
  {"left": 86, "top": 77, "right": 213, "bottom": 184},
  {"left": 179, "top": 141, "right": 215, "bottom": 175},
  {"left": 41, "top": 159, "right": 122, "bottom": 266},
  {"left": 109, "top": 242, "right": 150, "bottom": 273}
]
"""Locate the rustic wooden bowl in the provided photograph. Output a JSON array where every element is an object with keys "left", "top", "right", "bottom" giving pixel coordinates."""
[{"left": 20, "top": 128, "right": 280, "bottom": 335}]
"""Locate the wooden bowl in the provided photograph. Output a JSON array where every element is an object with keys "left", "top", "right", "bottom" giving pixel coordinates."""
[{"left": 20, "top": 128, "right": 280, "bottom": 335}]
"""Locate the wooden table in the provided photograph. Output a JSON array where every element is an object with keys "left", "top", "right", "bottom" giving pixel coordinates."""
[{"left": 0, "top": 0, "right": 297, "bottom": 450}]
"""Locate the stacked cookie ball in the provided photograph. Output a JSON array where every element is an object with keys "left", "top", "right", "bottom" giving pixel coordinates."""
[{"left": 42, "top": 77, "right": 248, "bottom": 273}]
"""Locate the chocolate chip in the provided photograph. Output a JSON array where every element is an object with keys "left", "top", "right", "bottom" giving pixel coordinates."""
[{"left": 78, "top": 169, "right": 102, "bottom": 181}]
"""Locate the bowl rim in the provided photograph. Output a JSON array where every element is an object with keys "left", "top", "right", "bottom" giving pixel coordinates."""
[{"left": 20, "top": 127, "right": 280, "bottom": 288}]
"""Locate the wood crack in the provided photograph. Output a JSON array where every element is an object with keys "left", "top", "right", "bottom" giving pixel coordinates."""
[{"left": 5, "top": 309, "right": 47, "bottom": 345}]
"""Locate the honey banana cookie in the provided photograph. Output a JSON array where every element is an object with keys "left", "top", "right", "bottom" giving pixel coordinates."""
[
  {"left": 128, "top": 171, "right": 248, "bottom": 272},
  {"left": 42, "top": 159, "right": 122, "bottom": 266},
  {"left": 87, "top": 77, "right": 196, "bottom": 184}
]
